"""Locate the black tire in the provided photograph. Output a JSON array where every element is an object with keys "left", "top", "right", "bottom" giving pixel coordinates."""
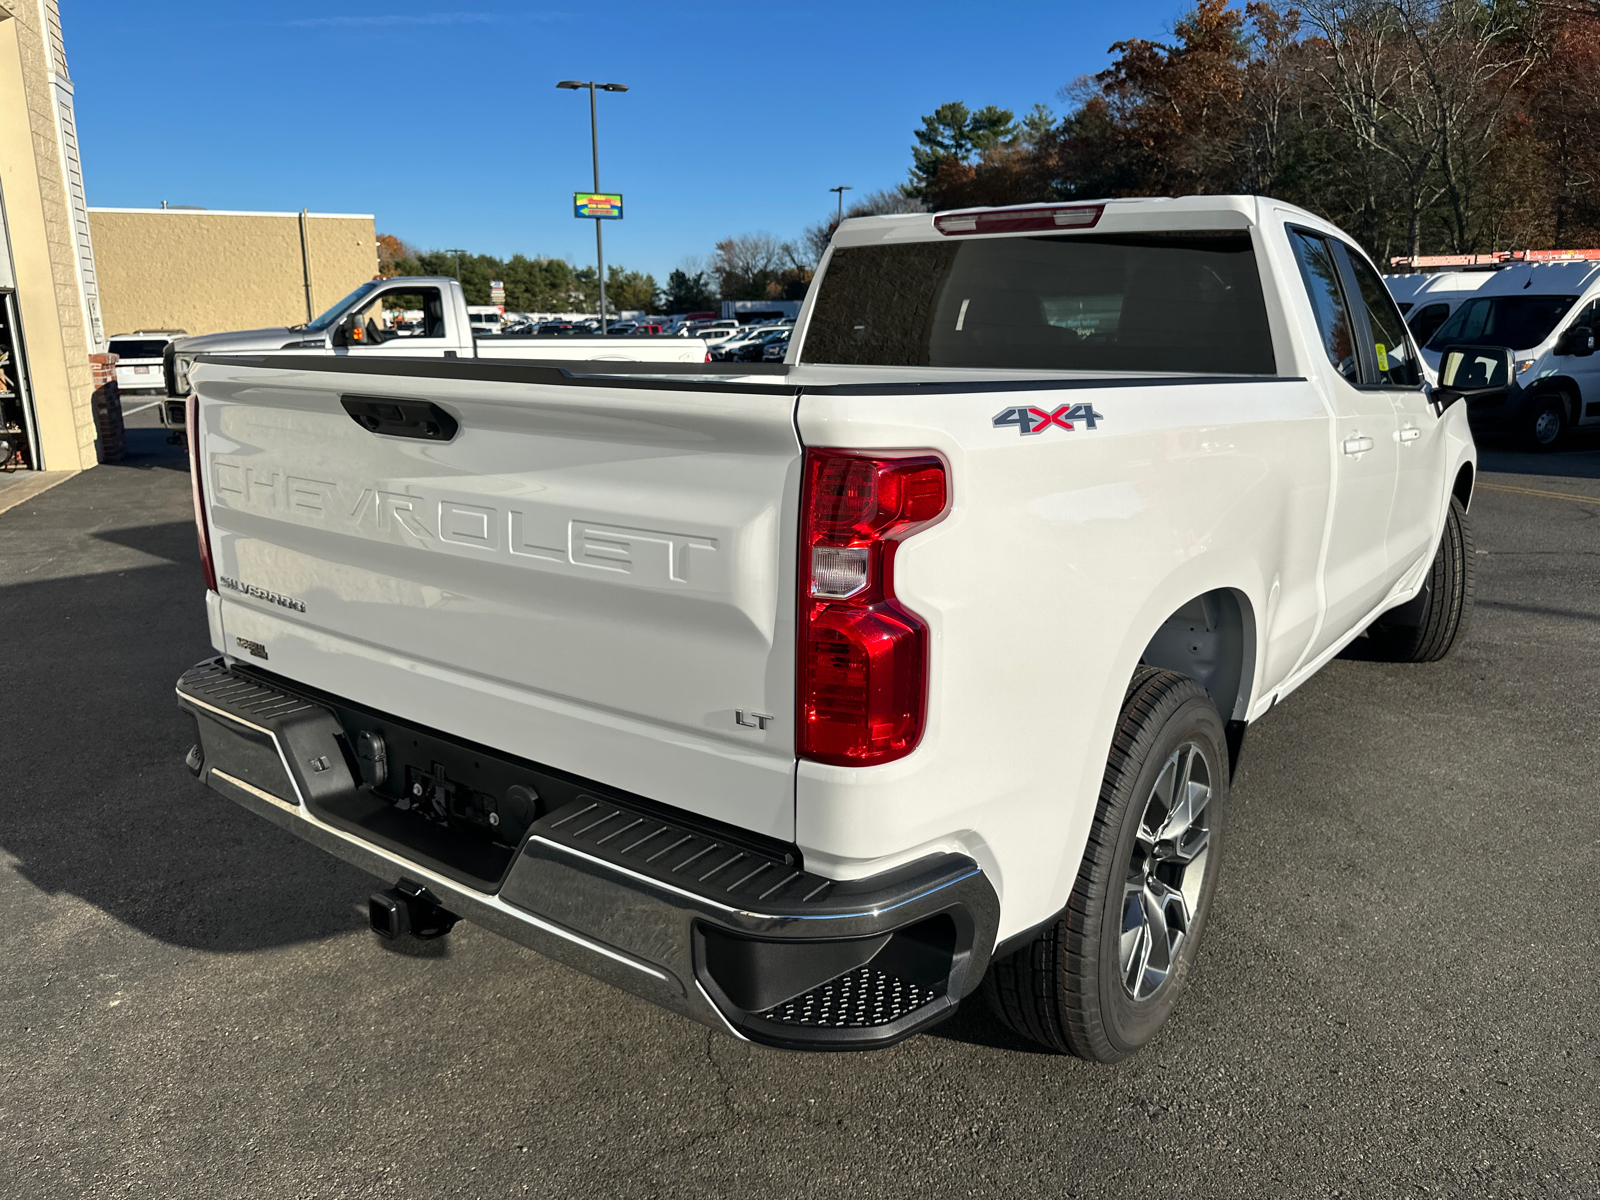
[
  {"left": 983, "top": 668, "right": 1227, "bottom": 1061},
  {"left": 1367, "top": 495, "right": 1475, "bottom": 663},
  {"left": 1521, "top": 391, "right": 1568, "bottom": 451}
]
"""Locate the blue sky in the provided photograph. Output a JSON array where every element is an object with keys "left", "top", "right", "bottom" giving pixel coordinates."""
[{"left": 67, "top": 1, "right": 1190, "bottom": 282}]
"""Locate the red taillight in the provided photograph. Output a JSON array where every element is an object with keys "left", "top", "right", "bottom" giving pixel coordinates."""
[
  {"left": 798, "top": 450, "right": 948, "bottom": 766},
  {"left": 934, "top": 204, "right": 1103, "bottom": 236},
  {"left": 186, "top": 393, "right": 217, "bottom": 593}
]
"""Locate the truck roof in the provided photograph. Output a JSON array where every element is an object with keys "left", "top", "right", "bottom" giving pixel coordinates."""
[{"left": 833, "top": 195, "right": 1337, "bottom": 244}]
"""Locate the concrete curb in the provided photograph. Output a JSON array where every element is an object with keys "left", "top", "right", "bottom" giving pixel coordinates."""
[{"left": 0, "top": 470, "right": 78, "bottom": 517}]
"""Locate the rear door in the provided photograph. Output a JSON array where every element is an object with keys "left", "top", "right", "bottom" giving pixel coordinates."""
[{"left": 193, "top": 357, "right": 803, "bottom": 839}]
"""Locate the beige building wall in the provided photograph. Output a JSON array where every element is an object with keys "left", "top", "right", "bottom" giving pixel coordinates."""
[
  {"left": 0, "top": 0, "right": 101, "bottom": 471},
  {"left": 90, "top": 209, "right": 378, "bottom": 337}
]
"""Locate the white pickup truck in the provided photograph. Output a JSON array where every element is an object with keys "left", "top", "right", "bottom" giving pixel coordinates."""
[
  {"left": 156, "top": 275, "right": 708, "bottom": 432},
  {"left": 175, "top": 196, "right": 1485, "bottom": 1059}
]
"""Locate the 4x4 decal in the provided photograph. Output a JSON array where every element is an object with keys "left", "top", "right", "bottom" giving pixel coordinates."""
[{"left": 993, "top": 403, "right": 1104, "bottom": 436}]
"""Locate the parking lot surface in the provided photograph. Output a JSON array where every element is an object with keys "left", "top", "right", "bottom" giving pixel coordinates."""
[{"left": 2, "top": 412, "right": 1596, "bottom": 1199}]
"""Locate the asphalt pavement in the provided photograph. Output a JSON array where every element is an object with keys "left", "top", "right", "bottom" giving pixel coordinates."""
[{"left": 1, "top": 409, "right": 1596, "bottom": 1200}]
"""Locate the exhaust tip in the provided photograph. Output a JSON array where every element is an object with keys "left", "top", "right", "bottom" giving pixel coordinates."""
[{"left": 184, "top": 743, "right": 205, "bottom": 778}]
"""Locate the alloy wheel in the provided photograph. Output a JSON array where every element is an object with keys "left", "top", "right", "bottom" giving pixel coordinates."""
[{"left": 1119, "top": 742, "right": 1213, "bottom": 1001}]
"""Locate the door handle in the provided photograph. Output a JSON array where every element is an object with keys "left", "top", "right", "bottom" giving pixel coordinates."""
[
  {"left": 1342, "top": 434, "right": 1374, "bottom": 456},
  {"left": 1395, "top": 426, "right": 1421, "bottom": 443}
]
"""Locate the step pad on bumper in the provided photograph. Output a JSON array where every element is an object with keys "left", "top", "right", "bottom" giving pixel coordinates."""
[
  {"left": 539, "top": 799, "right": 835, "bottom": 909},
  {"left": 759, "top": 966, "right": 940, "bottom": 1029}
]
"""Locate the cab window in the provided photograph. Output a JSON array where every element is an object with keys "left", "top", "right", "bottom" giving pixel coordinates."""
[
  {"left": 351, "top": 288, "right": 446, "bottom": 343},
  {"left": 1288, "top": 230, "right": 1358, "bottom": 384},
  {"left": 1344, "top": 249, "right": 1422, "bottom": 387},
  {"left": 1406, "top": 302, "right": 1451, "bottom": 346}
]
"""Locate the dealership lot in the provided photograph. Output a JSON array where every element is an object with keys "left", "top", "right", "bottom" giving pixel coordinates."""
[{"left": 1, "top": 412, "right": 1596, "bottom": 1200}]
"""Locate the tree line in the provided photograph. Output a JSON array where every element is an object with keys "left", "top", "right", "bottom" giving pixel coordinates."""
[{"left": 905, "top": 0, "right": 1600, "bottom": 263}]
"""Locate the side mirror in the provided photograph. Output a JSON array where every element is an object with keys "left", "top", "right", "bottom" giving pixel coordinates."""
[
  {"left": 1434, "top": 344, "right": 1514, "bottom": 410},
  {"left": 1438, "top": 343, "right": 1514, "bottom": 390},
  {"left": 1554, "top": 325, "right": 1595, "bottom": 358}
]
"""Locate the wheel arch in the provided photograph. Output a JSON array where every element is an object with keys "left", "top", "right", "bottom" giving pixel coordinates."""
[
  {"left": 1137, "top": 587, "right": 1257, "bottom": 725},
  {"left": 1526, "top": 375, "right": 1582, "bottom": 422}
]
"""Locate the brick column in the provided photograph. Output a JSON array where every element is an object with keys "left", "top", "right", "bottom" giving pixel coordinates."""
[{"left": 90, "top": 353, "right": 124, "bottom": 464}]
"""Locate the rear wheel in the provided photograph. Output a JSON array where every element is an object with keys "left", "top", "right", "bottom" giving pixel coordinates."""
[
  {"left": 983, "top": 668, "right": 1227, "bottom": 1060},
  {"left": 1367, "top": 495, "right": 1474, "bottom": 663}
]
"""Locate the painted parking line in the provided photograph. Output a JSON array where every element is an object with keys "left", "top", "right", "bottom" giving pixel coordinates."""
[
  {"left": 1478, "top": 481, "right": 1600, "bottom": 507},
  {"left": 121, "top": 400, "right": 163, "bottom": 417}
]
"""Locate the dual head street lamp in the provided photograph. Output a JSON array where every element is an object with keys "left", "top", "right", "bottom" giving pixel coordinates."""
[{"left": 557, "top": 80, "right": 629, "bottom": 332}]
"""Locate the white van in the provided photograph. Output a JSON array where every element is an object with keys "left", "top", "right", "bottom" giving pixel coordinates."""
[
  {"left": 1383, "top": 272, "right": 1492, "bottom": 347},
  {"left": 1417, "top": 261, "right": 1600, "bottom": 448},
  {"left": 466, "top": 306, "right": 504, "bottom": 336}
]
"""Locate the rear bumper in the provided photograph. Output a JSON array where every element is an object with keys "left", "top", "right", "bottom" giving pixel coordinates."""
[{"left": 175, "top": 658, "right": 998, "bottom": 1050}]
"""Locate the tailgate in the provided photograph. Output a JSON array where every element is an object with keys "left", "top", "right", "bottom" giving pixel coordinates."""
[{"left": 192, "top": 357, "right": 802, "bottom": 839}]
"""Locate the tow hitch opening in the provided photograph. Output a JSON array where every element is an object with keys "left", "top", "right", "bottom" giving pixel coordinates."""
[{"left": 369, "top": 879, "right": 459, "bottom": 941}]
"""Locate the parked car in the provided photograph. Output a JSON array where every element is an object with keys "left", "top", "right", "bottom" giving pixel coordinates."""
[
  {"left": 724, "top": 329, "right": 785, "bottom": 362},
  {"left": 696, "top": 326, "right": 745, "bottom": 349},
  {"left": 108, "top": 331, "right": 183, "bottom": 392},
  {"left": 177, "top": 195, "right": 1479, "bottom": 1060},
  {"left": 760, "top": 330, "right": 791, "bottom": 361},
  {"left": 708, "top": 326, "right": 774, "bottom": 361}
]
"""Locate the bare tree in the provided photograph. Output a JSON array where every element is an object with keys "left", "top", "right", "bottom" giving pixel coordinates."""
[{"left": 1298, "top": 0, "right": 1543, "bottom": 255}]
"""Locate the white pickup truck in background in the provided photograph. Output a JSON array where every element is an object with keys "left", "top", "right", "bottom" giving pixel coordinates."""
[
  {"left": 175, "top": 195, "right": 1488, "bottom": 1059},
  {"left": 157, "top": 275, "right": 708, "bottom": 431}
]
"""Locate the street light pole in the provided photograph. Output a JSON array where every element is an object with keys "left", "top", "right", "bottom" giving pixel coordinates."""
[
  {"left": 830, "top": 185, "right": 853, "bottom": 226},
  {"left": 444, "top": 248, "right": 467, "bottom": 281},
  {"left": 558, "top": 80, "right": 629, "bottom": 333}
]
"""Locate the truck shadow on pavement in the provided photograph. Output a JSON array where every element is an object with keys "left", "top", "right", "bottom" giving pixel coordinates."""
[
  {"left": 0, "top": 506, "right": 373, "bottom": 954},
  {"left": 1477, "top": 434, "right": 1600, "bottom": 479}
]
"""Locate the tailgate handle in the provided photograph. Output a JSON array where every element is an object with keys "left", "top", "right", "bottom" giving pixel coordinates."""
[{"left": 341, "top": 395, "right": 459, "bottom": 442}]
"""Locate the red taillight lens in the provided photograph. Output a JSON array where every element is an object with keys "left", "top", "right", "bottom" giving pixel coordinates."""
[
  {"left": 933, "top": 204, "right": 1102, "bottom": 236},
  {"left": 186, "top": 393, "right": 218, "bottom": 593},
  {"left": 798, "top": 450, "right": 948, "bottom": 767}
]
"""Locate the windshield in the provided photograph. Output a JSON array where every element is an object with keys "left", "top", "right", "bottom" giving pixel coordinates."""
[
  {"left": 1426, "top": 294, "right": 1577, "bottom": 352},
  {"left": 304, "top": 281, "right": 383, "bottom": 333},
  {"left": 802, "top": 231, "right": 1275, "bottom": 373}
]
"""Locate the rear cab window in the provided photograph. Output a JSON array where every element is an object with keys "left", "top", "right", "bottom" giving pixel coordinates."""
[
  {"left": 801, "top": 231, "right": 1276, "bottom": 374},
  {"left": 109, "top": 339, "right": 169, "bottom": 360}
]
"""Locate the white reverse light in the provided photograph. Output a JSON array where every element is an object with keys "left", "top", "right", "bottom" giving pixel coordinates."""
[{"left": 811, "top": 546, "right": 869, "bottom": 599}]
